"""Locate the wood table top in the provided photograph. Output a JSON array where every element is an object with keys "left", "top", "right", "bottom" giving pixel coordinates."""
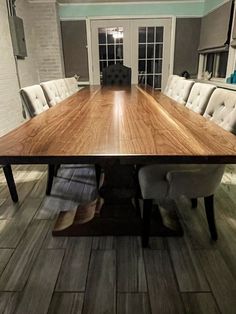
[{"left": 0, "top": 85, "right": 236, "bottom": 164}]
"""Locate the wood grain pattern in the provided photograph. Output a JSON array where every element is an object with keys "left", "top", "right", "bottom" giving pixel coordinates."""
[
  {"left": 56, "top": 237, "right": 92, "bottom": 292},
  {"left": 82, "top": 250, "right": 116, "bottom": 314},
  {"left": 182, "top": 292, "right": 220, "bottom": 314},
  {"left": 168, "top": 237, "right": 210, "bottom": 292},
  {"left": 0, "top": 198, "right": 43, "bottom": 248},
  {"left": 117, "top": 293, "right": 151, "bottom": 314},
  {"left": 0, "top": 249, "right": 13, "bottom": 276},
  {"left": 0, "top": 292, "right": 19, "bottom": 314},
  {"left": 198, "top": 250, "right": 236, "bottom": 314},
  {"left": 15, "top": 250, "right": 64, "bottom": 314},
  {"left": 117, "top": 237, "right": 147, "bottom": 292},
  {"left": 48, "top": 293, "right": 84, "bottom": 314},
  {"left": 144, "top": 250, "right": 184, "bottom": 313},
  {"left": 0, "top": 86, "right": 235, "bottom": 164},
  {"left": 0, "top": 220, "right": 49, "bottom": 291}
]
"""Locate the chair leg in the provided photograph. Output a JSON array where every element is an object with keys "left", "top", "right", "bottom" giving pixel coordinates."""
[
  {"left": 95, "top": 164, "right": 102, "bottom": 189},
  {"left": 142, "top": 199, "right": 153, "bottom": 248},
  {"left": 3, "top": 164, "right": 18, "bottom": 203},
  {"left": 46, "top": 164, "right": 55, "bottom": 196},
  {"left": 191, "top": 198, "right": 198, "bottom": 209},
  {"left": 54, "top": 164, "right": 60, "bottom": 177},
  {"left": 204, "top": 195, "right": 217, "bottom": 241}
]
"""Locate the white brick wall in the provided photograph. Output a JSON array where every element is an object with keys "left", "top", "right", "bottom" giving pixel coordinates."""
[
  {"left": 29, "top": 2, "right": 64, "bottom": 82},
  {"left": 0, "top": 0, "right": 64, "bottom": 136},
  {"left": 0, "top": 0, "right": 24, "bottom": 137}
]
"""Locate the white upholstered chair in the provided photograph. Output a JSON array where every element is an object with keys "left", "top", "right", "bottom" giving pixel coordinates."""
[
  {"left": 204, "top": 88, "right": 236, "bottom": 133},
  {"left": 54, "top": 79, "right": 70, "bottom": 100},
  {"left": 20, "top": 85, "right": 49, "bottom": 117},
  {"left": 40, "top": 81, "right": 62, "bottom": 107},
  {"left": 186, "top": 83, "right": 216, "bottom": 115},
  {"left": 164, "top": 75, "right": 185, "bottom": 95},
  {"left": 138, "top": 88, "right": 236, "bottom": 247},
  {"left": 166, "top": 79, "right": 195, "bottom": 105},
  {"left": 20, "top": 85, "right": 56, "bottom": 196},
  {"left": 65, "top": 77, "right": 79, "bottom": 95}
]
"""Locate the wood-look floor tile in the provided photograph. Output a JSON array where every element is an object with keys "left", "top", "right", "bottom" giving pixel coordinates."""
[
  {"left": 117, "top": 237, "right": 147, "bottom": 292},
  {"left": 83, "top": 250, "right": 116, "bottom": 314},
  {"left": 182, "top": 292, "right": 220, "bottom": 314},
  {"left": 144, "top": 250, "right": 184, "bottom": 313},
  {"left": 0, "top": 249, "right": 13, "bottom": 276},
  {"left": 0, "top": 198, "right": 43, "bottom": 248},
  {"left": 92, "top": 236, "right": 114, "bottom": 250},
  {"left": 0, "top": 220, "right": 49, "bottom": 291},
  {"left": 15, "top": 249, "right": 64, "bottom": 314},
  {"left": 56, "top": 237, "right": 92, "bottom": 292},
  {"left": 117, "top": 293, "right": 151, "bottom": 314},
  {"left": 199, "top": 250, "right": 236, "bottom": 314},
  {"left": 48, "top": 293, "right": 84, "bottom": 314},
  {"left": 0, "top": 292, "right": 19, "bottom": 314},
  {"left": 168, "top": 237, "right": 210, "bottom": 292}
]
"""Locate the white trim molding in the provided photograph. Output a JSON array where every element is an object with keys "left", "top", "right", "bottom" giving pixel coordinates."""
[{"left": 59, "top": 0, "right": 204, "bottom": 6}]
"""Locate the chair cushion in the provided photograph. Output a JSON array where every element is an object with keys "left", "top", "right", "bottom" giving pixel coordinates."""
[
  {"left": 164, "top": 75, "right": 184, "bottom": 95},
  {"left": 40, "top": 81, "right": 62, "bottom": 107},
  {"left": 204, "top": 88, "right": 236, "bottom": 134},
  {"left": 54, "top": 79, "right": 70, "bottom": 100},
  {"left": 20, "top": 85, "right": 49, "bottom": 117},
  {"left": 138, "top": 164, "right": 225, "bottom": 199},
  {"left": 186, "top": 83, "right": 216, "bottom": 114},
  {"left": 65, "top": 77, "right": 79, "bottom": 95},
  {"left": 166, "top": 79, "right": 195, "bottom": 105}
]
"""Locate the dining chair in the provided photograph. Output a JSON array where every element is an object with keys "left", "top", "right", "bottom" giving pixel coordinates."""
[
  {"left": 138, "top": 88, "right": 236, "bottom": 247},
  {"left": 185, "top": 83, "right": 216, "bottom": 115},
  {"left": 65, "top": 77, "right": 79, "bottom": 95},
  {"left": 166, "top": 79, "right": 195, "bottom": 105},
  {"left": 40, "top": 81, "right": 62, "bottom": 107},
  {"left": 163, "top": 75, "right": 185, "bottom": 95},
  {"left": 102, "top": 64, "right": 131, "bottom": 86},
  {"left": 54, "top": 79, "right": 70, "bottom": 100},
  {"left": 20, "top": 85, "right": 50, "bottom": 117},
  {"left": 20, "top": 85, "right": 55, "bottom": 196},
  {"left": 203, "top": 88, "right": 236, "bottom": 132},
  {"left": 1, "top": 164, "right": 18, "bottom": 202}
]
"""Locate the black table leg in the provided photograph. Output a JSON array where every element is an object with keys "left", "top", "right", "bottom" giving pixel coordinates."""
[{"left": 3, "top": 164, "right": 18, "bottom": 203}]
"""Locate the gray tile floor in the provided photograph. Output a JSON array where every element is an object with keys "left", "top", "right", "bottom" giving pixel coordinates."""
[{"left": 0, "top": 164, "right": 236, "bottom": 314}]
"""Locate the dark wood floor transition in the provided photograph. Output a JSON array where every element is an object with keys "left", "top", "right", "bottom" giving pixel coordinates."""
[{"left": 0, "top": 164, "right": 236, "bottom": 314}]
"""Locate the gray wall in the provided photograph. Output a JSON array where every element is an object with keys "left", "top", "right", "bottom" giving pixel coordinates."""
[
  {"left": 61, "top": 20, "right": 89, "bottom": 81},
  {"left": 174, "top": 18, "right": 201, "bottom": 78}
]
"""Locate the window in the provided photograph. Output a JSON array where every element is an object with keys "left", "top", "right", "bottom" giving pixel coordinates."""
[{"left": 204, "top": 51, "right": 229, "bottom": 79}]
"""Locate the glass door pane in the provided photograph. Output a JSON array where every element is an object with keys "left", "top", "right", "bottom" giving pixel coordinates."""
[
  {"left": 98, "top": 27, "right": 124, "bottom": 84},
  {"left": 90, "top": 20, "right": 131, "bottom": 85},
  {"left": 138, "top": 27, "right": 164, "bottom": 89}
]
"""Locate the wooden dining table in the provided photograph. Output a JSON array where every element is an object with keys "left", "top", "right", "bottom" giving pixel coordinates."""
[{"left": 0, "top": 85, "right": 236, "bottom": 237}]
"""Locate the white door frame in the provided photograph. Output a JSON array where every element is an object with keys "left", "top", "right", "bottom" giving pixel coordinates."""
[{"left": 87, "top": 15, "right": 176, "bottom": 86}]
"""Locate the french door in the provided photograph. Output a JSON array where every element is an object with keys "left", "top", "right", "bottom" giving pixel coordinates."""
[{"left": 90, "top": 18, "right": 172, "bottom": 90}]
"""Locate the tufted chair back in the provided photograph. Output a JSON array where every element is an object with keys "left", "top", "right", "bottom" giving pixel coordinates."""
[
  {"left": 164, "top": 75, "right": 184, "bottom": 95},
  {"left": 54, "top": 79, "right": 70, "bottom": 100},
  {"left": 20, "top": 85, "right": 49, "bottom": 117},
  {"left": 204, "top": 88, "right": 236, "bottom": 134},
  {"left": 65, "top": 77, "right": 79, "bottom": 95},
  {"left": 40, "top": 81, "right": 62, "bottom": 107},
  {"left": 167, "top": 79, "right": 195, "bottom": 105},
  {"left": 186, "top": 83, "right": 216, "bottom": 115},
  {"left": 102, "top": 64, "right": 131, "bottom": 86}
]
